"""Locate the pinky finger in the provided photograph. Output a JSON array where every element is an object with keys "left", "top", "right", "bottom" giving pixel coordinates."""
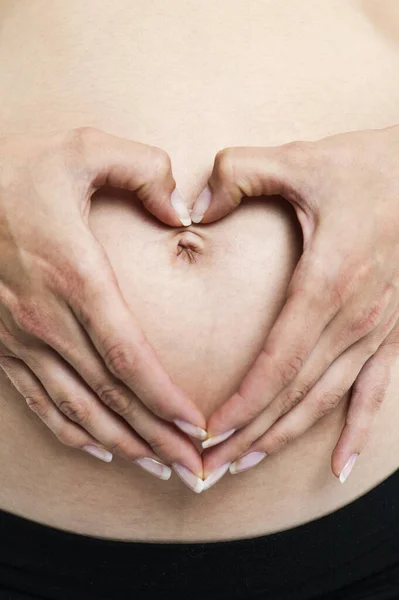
[
  {"left": 332, "top": 334, "right": 399, "bottom": 483},
  {"left": 0, "top": 355, "right": 112, "bottom": 461},
  {"left": 0, "top": 357, "right": 173, "bottom": 480}
]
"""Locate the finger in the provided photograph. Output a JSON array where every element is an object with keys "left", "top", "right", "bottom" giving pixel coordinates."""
[
  {"left": 205, "top": 273, "right": 336, "bottom": 439},
  {"left": 4, "top": 292, "right": 204, "bottom": 474},
  {"left": 69, "top": 243, "right": 206, "bottom": 439},
  {"left": 0, "top": 355, "right": 106, "bottom": 453},
  {"left": 9, "top": 242, "right": 207, "bottom": 439},
  {"left": 16, "top": 343, "right": 203, "bottom": 477},
  {"left": 75, "top": 127, "right": 191, "bottom": 227},
  {"left": 190, "top": 143, "right": 315, "bottom": 224},
  {"left": 16, "top": 343, "right": 159, "bottom": 458},
  {"left": 206, "top": 255, "right": 395, "bottom": 441},
  {"left": 256, "top": 292, "right": 399, "bottom": 470},
  {"left": 0, "top": 356, "right": 178, "bottom": 481},
  {"left": 332, "top": 325, "right": 399, "bottom": 482},
  {"left": 204, "top": 315, "right": 396, "bottom": 477},
  {"left": 231, "top": 342, "right": 386, "bottom": 474},
  {"left": 248, "top": 282, "right": 394, "bottom": 436}
]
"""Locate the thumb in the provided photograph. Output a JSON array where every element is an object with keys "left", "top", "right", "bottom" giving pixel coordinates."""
[
  {"left": 79, "top": 127, "right": 191, "bottom": 227},
  {"left": 191, "top": 143, "right": 313, "bottom": 224}
]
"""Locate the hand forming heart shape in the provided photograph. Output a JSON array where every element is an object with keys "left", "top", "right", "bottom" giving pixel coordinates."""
[
  {"left": 1, "top": 125, "right": 399, "bottom": 493},
  {"left": 196, "top": 125, "right": 399, "bottom": 492}
]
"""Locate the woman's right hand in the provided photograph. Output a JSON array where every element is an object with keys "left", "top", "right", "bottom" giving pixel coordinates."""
[{"left": 0, "top": 127, "right": 205, "bottom": 488}]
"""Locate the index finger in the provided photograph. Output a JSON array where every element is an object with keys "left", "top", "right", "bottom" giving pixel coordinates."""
[
  {"left": 72, "top": 127, "right": 192, "bottom": 227},
  {"left": 191, "top": 143, "right": 314, "bottom": 225},
  {"left": 66, "top": 239, "right": 207, "bottom": 435},
  {"left": 206, "top": 283, "right": 335, "bottom": 438}
]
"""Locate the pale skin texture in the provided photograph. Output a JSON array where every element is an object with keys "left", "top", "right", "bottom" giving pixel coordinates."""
[
  {"left": 0, "top": 0, "right": 398, "bottom": 540},
  {"left": 0, "top": 130, "right": 205, "bottom": 481},
  {"left": 200, "top": 126, "right": 399, "bottom": 481}
]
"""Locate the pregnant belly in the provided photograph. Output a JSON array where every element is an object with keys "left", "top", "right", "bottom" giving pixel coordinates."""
[
  {"left": 0, "top": 0, "right": 399, "bottom": 541},
  {"left": 0, "top": 192, "right": 398, "bottom": 542},
  {"left": 89, "top": 195, "right": 300, "bottom": 414}
]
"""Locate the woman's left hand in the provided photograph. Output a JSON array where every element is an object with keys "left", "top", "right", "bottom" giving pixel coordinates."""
[{"left": 192, "top": 125, "right": 399, "bottom": 486}]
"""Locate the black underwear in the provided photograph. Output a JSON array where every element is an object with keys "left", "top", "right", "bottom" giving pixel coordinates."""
[{"left": 1, "top": 468, "right": 398, "bottom": 599}]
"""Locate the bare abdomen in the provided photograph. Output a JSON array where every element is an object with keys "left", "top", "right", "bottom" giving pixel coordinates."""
[{"left": 0, "top": 0, "right": 398, "bottom": 541}]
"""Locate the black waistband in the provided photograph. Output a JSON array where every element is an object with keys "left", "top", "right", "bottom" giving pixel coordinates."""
[{"left": 1, "top": 469, "right": 399, "bottom": 600}]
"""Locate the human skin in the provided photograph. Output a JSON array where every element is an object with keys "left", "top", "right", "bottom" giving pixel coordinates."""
[
  {"left": 198, "top": 125, "right": 399, "bottom": 485},
  {"left": 0, "top": 0, "right": 398, "bottom": 541},
  {"left": 0, "top": 130, "right": 206, "bottom": 484}
]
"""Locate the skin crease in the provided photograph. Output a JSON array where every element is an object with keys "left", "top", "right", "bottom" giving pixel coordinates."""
[
  {"left": 194, "top": 123, "right": 399, "bottom": 479},
  {"left": 0, "top": 0, "right": 398, "bottom": 541}
]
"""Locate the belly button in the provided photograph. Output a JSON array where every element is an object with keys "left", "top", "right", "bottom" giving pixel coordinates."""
[{"left": 176, "top": 230, "right": 205, "bottom": 263}]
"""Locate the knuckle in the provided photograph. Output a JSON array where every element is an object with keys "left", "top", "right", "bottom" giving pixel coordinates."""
[
  {"left": 57, "top": 398, "right": 90, "bottom": 425},
  {"left": 71, "top": 256, "right": 113, "bottom": 304},
  {"left": 369, "top": 383, "right": 387, "bottom": 412},
  {"left": 12, "top": 301, "right": 46, "bottom": 339},
  {"left": 151, "top": 146, "right": 172, "bottom": 180},
  {"left": 282, "top": 384, "right": 310, "bottom": 412},
  {"left": 269, "top": 429, "right": 292, "bottom": 450},
  {"left": 25, "top": 395, "right": 49, "bottom": 419},
  {"left": 103, "top": 341, "right": 137, "bottom": 381},
  {"left": 316, "top": 389, "right": 345, "bottom": 418},
  {"left": 276, "top": 355, "right": 304, "bottom": 388},
  {"left": 214, "top": 148, "right": 236, "bottom": 181},
  {"left": 96, "top": 382, "right": 133, "bottom": 418},
  {"left": 351, "top": 303, "right": 385, "bottom": 338}
]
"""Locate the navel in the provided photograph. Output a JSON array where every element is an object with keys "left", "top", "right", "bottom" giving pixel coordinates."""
[{"left": 176, "top": 230, "right": 205, "bottom": 264}]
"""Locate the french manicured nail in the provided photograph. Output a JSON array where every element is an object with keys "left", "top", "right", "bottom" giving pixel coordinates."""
[
  {"left": 83, "top": 445, "right": 113, "bottom": 463},
  {"left": 174, "top": 419, "right": 207, "bottom": 441},
  {"left": 202, "top": 428, "right": 236, "bottom": 449},
  {"left": 171, "top": 188, "right": 192, "bottom": 226},
  {"left": 135, "top": 457, "right": 172, "bottom": 481},
  {"left": 339, "top": 453, "right": 358, "bottom": 483},
  {"left": 230, "top": 452, "right": 266, "bottom": 474},
  {"left": 172, "top": 463, "right": 204, "bottom": 493},
  {"left": 191, "top": 186, "right": 212, "bottom": 223},
  {"left": 203, "top": 463, "right": 231, "bottom": 491}
]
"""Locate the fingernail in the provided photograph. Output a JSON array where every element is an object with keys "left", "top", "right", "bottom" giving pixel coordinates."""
[
  {"left": 172, "top": 463, "right": 204, "bottom": 493},
  {"left": 83, "top": 445, "right": 113, "bottom": 463},
  {"left": 191, "top": 186, "right": 212, "bottom": 223},
  {"left": 174, "top": 419, "right": 207, "bottom": 441},
  {"left": 171, "top": 188, "right": 192, "bottom": 226},
  {"left": 202, "top": 428, "right": 236, "bottom": 449},
  {"left": 203, "top": 463, "right": 231, "bottom": 491},
  {"left": 230, "top": 451, "right": 266, "bottom": 474},
  {"left": 339, "top": 453, "right": 358, "bottom": 483},
  {"left": 135, "top": 457, "right": 172, "bottom": 481}
]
